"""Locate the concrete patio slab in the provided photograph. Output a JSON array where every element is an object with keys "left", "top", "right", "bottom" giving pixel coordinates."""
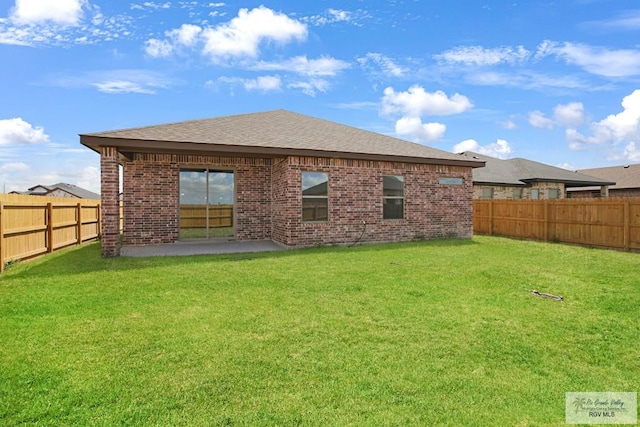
[{"left": 121, "top": 239, "right": 285, "bottom": 257}]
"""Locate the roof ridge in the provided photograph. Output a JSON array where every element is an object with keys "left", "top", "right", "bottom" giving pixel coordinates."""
[{"left": 81, "top": 109, "right": 291, "bottom": 136}]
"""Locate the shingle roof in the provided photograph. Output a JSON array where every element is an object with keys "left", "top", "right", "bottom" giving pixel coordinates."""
[
  {"left": 568, "top": 164, "right": 640, "bottom": 191},
  {"left": 458, "top": 152, "right": 616, "bottom": 187},
  {"left": 26, "top": 183, "right": 100, "bottom": 199},
  {"left": 80, "top": 110, "right": 483, "bottom": 167}
]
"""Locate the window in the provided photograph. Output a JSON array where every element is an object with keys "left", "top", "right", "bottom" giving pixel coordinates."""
[
  {"left": 383, "top": 175, "right": 404, "bottom": 219},
  {"left": 481, "top": 188, "right": 493, "bottom": 199},
  {"left": 302, "top": 172, "right": 328, "bottom": 221},
  {"left": 548, "top": 188, "right": 560, "bottom": 199},
  {"left": 531, "top": 189, "right": 539, "bottom": 200},
  {"left": 512, "top": 188, "right": 522, "bottom": 199},
  {"left": 439, "top": 177, "right": 463, "bottom": 185}
]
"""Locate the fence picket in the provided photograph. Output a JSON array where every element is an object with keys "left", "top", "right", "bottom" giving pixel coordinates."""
[
  {"left": 474, "top": 197, "right": 640, "bottom": 252},
  {"left": 0, "top": 194, "right": 101, "bottom": 268}
]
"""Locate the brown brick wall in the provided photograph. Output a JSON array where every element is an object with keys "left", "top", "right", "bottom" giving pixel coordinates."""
[
  {"left": 123, "top": 153, "right": 274, "bottom": 245},
  {"left": 569, "top": 188, "right": 640, "bottom": 198},
  {"left": 270, "top": 157, "right": 290, "bottom": 244},
  {"left": 100, "top": 147, "right": 121, "bottom": 256},
  {"left": 274, "top": 157, "right": 473, "bottom": 247},
  {"left": 120, "top": 153, "right": 474, "bottom": 247},
  {"left": 474, "top": 182, "right": 566, "bottom": 199}
]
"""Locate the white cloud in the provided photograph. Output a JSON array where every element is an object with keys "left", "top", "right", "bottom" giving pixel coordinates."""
[
  {"left": 0, "top": 162, "right": 29, "bottom": 172},
  {"left": 50, "top": 69, "right": 173, "bottom": 94},
  {"left": 200, "top": 6, "right": 306, "bottom": 60},
  {"left": 130, "top": 2, "right": 171, "bottom": 11},
  {"left": 244, "top": 75, "right": 281, "bottom": 91},
  {"left": 144, "top": 38, "right": 174, "bottom": 57},
  {"left": 252, "top": 55, "right": 350, "bottom": 76},
  {"left": 288, "top": 79, "right": 330, "bottom": 97},
  {"left": 144, "top": 6, "right": 307, "bottom": 61},
  {"left": 303, "top": 8, "right": 368, "bottom": 27},
  {"left": 10, "top": 0, "right": 87, "bottom": 25},
  {"left": 528, "top": 110, "right": 554, "bottom": 130},
  {"left": 168, "top": 23, "right": 202, "bottom": 47},
  {"left": 218, "top": 75, "right": 281, "bottom": 92},
  {"left": 434, "top": 45, "right": 530, "bottom": 66},
  {"left": 498, "top": 118, "right": 517, "bottom": 130},
  {"left": 91, "top": 80, "right": 157, "bottom": 94},
  {"left": 596, "top": 89, "right": 640, "bottom": 140},
  {"left": 554, "top": 102, "right": 585, "bottom": 127},
  {"left": 0, "top": 118, "right": 50, "bottom": 145},
  {"left": 466, "top": 70, "right": 590, "bottom": 90},
  {"left": 453, "top": 138, "right": 513, "bottom": 159},
  {"left": 536, "top": 40, "right": 640, "bottom": 77},
  {"left": 381, "top": 85, "right": 473, "bottom": 117},
  {"left": 327, "top": 9, "right": 350, "bottom": 22},
  {"left": 556, "top": 162, "right": 575, "bottom": 171},
  {"left": 304, "top": 9, "right": 352, "bottom": 26},
  {"left": 395, "top": 117, "right": 446, "bottom": 142},
  {"left": 566, "top": 90, "right": 640, "bottom": 162},
  {"left": 0, "top": 3, "right": 133, "bottom": 46},
  {"left": 623, "top": 142, "right": 640, "bottom": 161},
  {"left": 583, "top": 10, "right": 640, "bottom": 32},
  {"left": 357, "top": 53, "right": 406, "bottom": 77},
  {"left": 380, "top": 86, "right": 472, "bottom": 143},
  {"left": 145, "top": 24, "right": 202, "bottom": 57}
]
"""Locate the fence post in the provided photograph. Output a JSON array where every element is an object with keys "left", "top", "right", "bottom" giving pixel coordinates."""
[
  {"left": 97, "top": 203, "right": 102, "bottom": 238},
  {"left": 0, "top": 202, "right": 4, "bottom": 273},
  {"left": 77, "top": 202, "right": 82, "bottom": 244},
  {"left": 488, "top": 200, "right": 494, "bottom": 235},
  {"left": 624, "top": 200, "right": 630, "bottom": 252},
  {"left": 543, "top": 200, "right": 549, "bottom": 242},
  {"left": 47, "top": 202, "right": 53, "bottom": 253}
]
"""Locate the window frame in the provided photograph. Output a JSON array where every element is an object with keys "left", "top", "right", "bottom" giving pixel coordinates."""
[
  {"left": 481, "top": 188, "right": 494, "bottom": 199},
  {"left": 512, "top": 188, "right": 522, "bottom": 199},
  {"left": 383, "top": 175, "right": 405, "bottom": 220},
  {"left": 531, "top": 189, "right": 540, "bottom": 200},
  {"left": 301, "top": 171, "right": 329, "bottom": 222},
  {"left": 548, "top": 188, "right": 560, "bottom": 199}
]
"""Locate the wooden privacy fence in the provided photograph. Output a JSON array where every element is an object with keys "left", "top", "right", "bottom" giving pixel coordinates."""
[
  {"left": 474, "top": 198, "right": 640, "bottom": 252},
  {"left": 179, "top": 204, "right": 233, "bottom": 228},
  {"left": 0, "top": 194, "right": 101, "bottom": 271}
]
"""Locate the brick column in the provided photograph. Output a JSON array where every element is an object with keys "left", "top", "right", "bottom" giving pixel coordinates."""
[{"left": 101, "top": 147, "right": 120, "bottom": 257}]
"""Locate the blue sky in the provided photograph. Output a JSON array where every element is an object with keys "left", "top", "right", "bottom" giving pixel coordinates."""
[{"left": 1, "top": 0, "right": 640, "bottom": 194}]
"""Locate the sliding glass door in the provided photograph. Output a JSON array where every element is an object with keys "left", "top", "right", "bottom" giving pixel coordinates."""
[{"left": 179, "top": 169, "right": 234, "bottom": 239}]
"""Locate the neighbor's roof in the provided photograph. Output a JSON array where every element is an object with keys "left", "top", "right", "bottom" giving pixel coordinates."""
[
  {"left": 27, "top": 183, "right": 101, "bottom": 199},
  {"left": 566, "top": 163, "right": 640, "bottom": 192},
  {"left": 80, "top": 110, "right": 483, "bottom": 168},
  {"left": 458, "top": 152, "right": 616, "bottom": 188}
]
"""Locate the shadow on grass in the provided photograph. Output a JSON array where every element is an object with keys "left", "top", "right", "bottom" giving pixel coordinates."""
[{"left": 1, "top": 238, "right": 478, "bottom": 280}]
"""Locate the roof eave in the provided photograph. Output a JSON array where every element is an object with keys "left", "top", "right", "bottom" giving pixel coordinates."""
[
  {"left": 520, "top": 177, "right": 616, "bottom": 187},
  {"left": 473, "top": 180, "right": 527, "bottom": 187},
  {"left": 80, "top": 135, "right": 485, "bottom": 168}
]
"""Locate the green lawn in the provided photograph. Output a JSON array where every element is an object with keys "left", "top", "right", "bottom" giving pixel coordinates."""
[{"left": 1, "top": 236, "right": 638, "bottom": 426}]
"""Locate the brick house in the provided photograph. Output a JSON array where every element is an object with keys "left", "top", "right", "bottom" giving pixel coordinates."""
[
  {"left": 457, "top": 152, "right": 614, "bottom": 199},
  {"left": 80, "top": 110, "right": 484, "bottom": 257},
  {"left": 567, "top": 164, "right": 640, "bottom": 198},
  {"left": 11, "top": 183, "right": 100, "bottom": 199}
]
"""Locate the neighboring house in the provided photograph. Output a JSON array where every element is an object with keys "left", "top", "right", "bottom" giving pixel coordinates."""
[
  {"left": 566, "top": 164, "right": 640, "bottom": 198},
  {"left": 11, "top": 183, "right": 100, "bottom": 199},
  {"left": 80, "top": 109, "right": 484, "bottom": 257},
  {"left": 457, "top": 152, "right": 615, "bottom": 199}
]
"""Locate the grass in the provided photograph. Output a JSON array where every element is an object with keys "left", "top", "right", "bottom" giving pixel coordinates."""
[{"left": 0, "top": 236, "right": 638, "bottom": 426}]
